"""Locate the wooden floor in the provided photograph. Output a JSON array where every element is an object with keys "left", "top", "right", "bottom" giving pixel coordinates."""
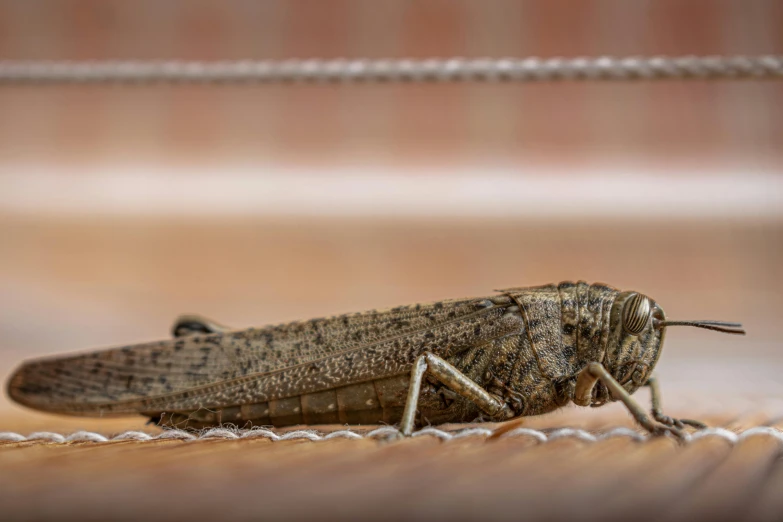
[
  {"left": 1, "top": 216, "right": 781, "bottom": 521},
  {"left": 1, "top": 409, "right": 782, "bottom": 522}
]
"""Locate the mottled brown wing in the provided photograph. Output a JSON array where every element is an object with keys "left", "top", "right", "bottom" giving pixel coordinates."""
[{"left": 8, "top": 295, "right": 522, "bottom": 415}]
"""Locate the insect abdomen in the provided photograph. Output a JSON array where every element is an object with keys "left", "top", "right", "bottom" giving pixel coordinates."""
[{"left": 148, "top": 373, "right": 412, "bottom": 429}]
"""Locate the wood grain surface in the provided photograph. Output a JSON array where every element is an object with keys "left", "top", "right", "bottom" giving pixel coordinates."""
[{"left": 1, "top": 411, "right": 782, "bottom": 522}]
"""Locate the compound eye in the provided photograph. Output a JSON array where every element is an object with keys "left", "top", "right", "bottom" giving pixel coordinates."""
[{"left": 622, "top": 293, "right": 652, "bottom": 335}]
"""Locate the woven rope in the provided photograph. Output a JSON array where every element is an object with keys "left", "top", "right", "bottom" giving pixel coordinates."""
[
  {"left": 0, "top": 56, "right": 781, "bottom": 85},
  {"left": 1, "top": 426, "right": 781, "bottom": 445}
]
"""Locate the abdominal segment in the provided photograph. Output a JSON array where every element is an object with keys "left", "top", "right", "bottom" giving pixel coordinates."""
[
  {"left": 146, "top": 374, "right": 413, "bottom": 430},
  {"left": 146, "top": 368, "right": 488, "bottom": 430}
]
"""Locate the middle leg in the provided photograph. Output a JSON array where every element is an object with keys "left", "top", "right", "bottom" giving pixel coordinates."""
[{"left": 645, "top": 375, "right": 706, "bottom": 429}]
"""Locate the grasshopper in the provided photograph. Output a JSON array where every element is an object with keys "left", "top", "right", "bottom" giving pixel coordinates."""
[{"left": 7, "top": 281, "right": 744, "bottom": 439}]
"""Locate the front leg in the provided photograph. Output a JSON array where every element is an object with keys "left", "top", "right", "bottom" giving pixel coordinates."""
[
  {"left": 400, "top": 353, "right": 514, "bottom": 436},
  {"left": 645, "top": 375, "right": 706, "bottom": 429},
  {"left": 574, "top": 362, "right": 685, "bottom": 440}
]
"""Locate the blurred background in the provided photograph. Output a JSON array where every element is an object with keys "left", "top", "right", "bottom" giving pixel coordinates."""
[{"left": 0, "top": 0, "right": 781, "bottom": 428}]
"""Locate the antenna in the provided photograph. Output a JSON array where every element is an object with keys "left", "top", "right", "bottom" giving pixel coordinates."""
[{"left": 654, "top": 320, "right": 745, "bottom": 335}]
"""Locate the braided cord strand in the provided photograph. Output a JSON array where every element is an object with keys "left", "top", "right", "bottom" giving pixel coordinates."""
[
  {"left": 0, "top": 56, "right": 781, "bottom": 85},
  {"left": 1, "top": 426, "right": 782, "bottom": 444}
]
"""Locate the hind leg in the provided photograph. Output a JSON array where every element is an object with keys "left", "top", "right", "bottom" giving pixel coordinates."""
[
  {"left": 400, "top": 352, "right": 514, "bottom": 436},
  {"left": 171, "top": 314, "right": 230, "bottom": 337}
]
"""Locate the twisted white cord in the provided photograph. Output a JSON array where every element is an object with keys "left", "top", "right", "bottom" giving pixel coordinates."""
[
  {"left": 0, "top": 56, "right": 781, "bottom": 85},
  {"left": 1, "top": 426, "right": 781, "bottom": 445}
]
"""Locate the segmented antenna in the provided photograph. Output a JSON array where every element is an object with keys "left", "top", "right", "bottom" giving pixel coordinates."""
[{"left": 655, "top": 320, "right": 746, "bottom": 335}]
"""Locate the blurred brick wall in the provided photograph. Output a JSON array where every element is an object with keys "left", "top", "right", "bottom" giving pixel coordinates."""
[{"left": 0, "top": 0, "right": 781, "bottom": 167}]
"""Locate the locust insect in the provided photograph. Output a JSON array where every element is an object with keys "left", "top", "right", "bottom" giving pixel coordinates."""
[{"left": 7, "top": 281, "right": 744, "bottom": 439}]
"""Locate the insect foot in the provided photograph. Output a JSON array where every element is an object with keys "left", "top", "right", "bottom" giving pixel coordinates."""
[
  {"left": 652, "top": 411, "right": 707, "bottom": 431},
  {"left": 647, "top": 422, "right": 687, "bottom": 442},
  {"left": 385, "top": 429, "right": 406, "bottom": 441}
]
